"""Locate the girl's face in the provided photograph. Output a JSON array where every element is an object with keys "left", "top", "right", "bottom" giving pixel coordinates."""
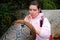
[{"left": 29, "top": 5, "right": 40, "bottom": 18}]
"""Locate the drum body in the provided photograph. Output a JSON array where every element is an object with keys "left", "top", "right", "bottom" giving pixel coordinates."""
[{"left": 1, "top": 20, "right": 36, "bottom": 40}]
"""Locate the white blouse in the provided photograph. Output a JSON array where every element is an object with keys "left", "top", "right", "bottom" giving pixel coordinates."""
[{"left": 24, "top": 13, "right": 51, "bottom": 40}]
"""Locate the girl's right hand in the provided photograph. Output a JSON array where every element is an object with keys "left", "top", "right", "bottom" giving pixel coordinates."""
[{"left": 24, "top": 15, "right": 31, "bottom": 22}]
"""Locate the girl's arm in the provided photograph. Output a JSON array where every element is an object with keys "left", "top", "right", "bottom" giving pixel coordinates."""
[{"left": 39, "top": 18, "right": 51, "bottom": 38}]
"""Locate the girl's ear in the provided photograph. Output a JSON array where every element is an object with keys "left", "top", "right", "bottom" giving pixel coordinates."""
[{"left": 39, "top": 8, "right": 42, "bottom": 13}]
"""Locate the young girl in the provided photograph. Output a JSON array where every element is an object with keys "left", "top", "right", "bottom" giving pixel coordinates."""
[{"left": 24, "top": 1, "right": 51, "bottom": 40}]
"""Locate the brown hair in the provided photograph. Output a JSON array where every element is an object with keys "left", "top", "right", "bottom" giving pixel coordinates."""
[{"left": 29, "top": 1, "right": 42, "bottom": 13}]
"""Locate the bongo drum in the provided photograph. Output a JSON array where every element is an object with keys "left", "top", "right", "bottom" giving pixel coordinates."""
[{"left": 1, "top": 20, "right": 36, "bottom": 40}]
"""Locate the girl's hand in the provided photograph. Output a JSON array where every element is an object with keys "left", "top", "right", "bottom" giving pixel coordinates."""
[
  {"left": 24, "top": 15, "right": 31, "bottom": 22},
  {"left": 34, "top": 26, "right": 40, "bottom": 35}
]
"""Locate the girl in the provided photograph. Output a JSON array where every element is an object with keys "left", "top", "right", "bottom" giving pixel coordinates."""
[{"left": 24, "top": 1, "right": 51, "bottom": 40}]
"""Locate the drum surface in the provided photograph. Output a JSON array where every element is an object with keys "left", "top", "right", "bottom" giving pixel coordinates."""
[{"left": 1, "top": 20, "right": 36, "bottom": 40}]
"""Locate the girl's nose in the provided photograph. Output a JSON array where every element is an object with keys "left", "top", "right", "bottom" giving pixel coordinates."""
[{"left": 31, "top": 10, "right": 34, "bottom": 13}]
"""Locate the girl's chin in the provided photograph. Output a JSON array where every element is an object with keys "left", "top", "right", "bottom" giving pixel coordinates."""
[
  {"left": 31, "top": 16, "right": 36, "bottom": 18},
  {"left": 30, "top": 15, "right": 36, "bottom": 18}
]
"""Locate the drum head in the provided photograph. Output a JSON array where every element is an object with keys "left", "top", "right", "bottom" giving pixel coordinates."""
[{"left": 1, "top": 20, "right": 36, "bottom": 40}]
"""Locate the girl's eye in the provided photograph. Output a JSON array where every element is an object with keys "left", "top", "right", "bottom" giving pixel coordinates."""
[
  {"left": 29, "top": 9, "right": 37, "bottom": 11},
  {"left": 29, "top": 9, "right": 32, "bottom": 11},
  {"left": 33, "top": 9, "right": 37, "bottom": 11}
]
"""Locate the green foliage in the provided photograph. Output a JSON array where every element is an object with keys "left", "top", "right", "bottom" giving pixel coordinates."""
[
  {"left": 43, "top": 0, "right": 56, "bottom": 9},
  {"left": 0, "top": 3, "right": 17, "bottom": 37},
  {"left": 0, "top": 13, "right": 17, "bottom": 37},
  {"left": 52, "top": 0, "right": 60, "bottom": 9},
  {"left": 0, "top": 3, "right": 18, "bottom": 12}
]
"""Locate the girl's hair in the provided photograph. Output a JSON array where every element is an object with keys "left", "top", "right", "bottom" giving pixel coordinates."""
[{"left": 29, "top": 1, "right": 42, "bottom": 13}]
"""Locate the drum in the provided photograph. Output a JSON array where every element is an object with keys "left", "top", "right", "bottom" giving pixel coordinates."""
[{"left": 1, "top": 20, "right": 36, "bottom": 40}]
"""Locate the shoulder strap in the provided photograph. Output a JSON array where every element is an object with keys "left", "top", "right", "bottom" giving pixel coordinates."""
[{"left": 40, "top": 16, "right": 44, "bottom": 27}]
